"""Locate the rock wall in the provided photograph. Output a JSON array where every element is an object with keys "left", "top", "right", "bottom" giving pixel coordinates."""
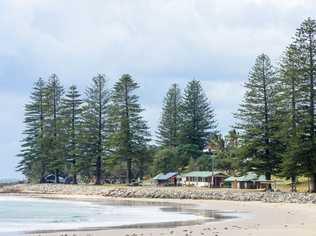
[{"left": 1, "top": 184, "right": 316, "bottom": 204}]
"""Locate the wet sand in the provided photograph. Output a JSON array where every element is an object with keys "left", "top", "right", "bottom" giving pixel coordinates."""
[{"left": 23, "top": 194, "right": 316, "bottom": 236}]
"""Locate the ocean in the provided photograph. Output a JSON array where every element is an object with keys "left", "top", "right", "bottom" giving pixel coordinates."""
[{"left": 0, "top": 196, "right": 206, "bottom": 234}]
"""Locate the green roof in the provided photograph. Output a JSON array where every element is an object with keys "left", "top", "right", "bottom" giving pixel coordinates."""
[
  {"left": 225, "top": 172, "right": 268, "bottom": 182},
  {"left": 257, "top": 175, "right": 267, "bottom": 182},
  {"left": 183, "top": 171, "right": 226, "bottom": 178},
  {"left": 224, "top": 176, "right": 238, "bottom": 182},
  {"left": 237, "top": 172, "right": 258, "bottom": 182},
  {"left": 153, "top": 173, "right": 164, "bottom": 180}
]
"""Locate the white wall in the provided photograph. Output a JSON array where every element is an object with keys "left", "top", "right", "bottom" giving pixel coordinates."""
[{"left": 182, "top": 177, "right": 210, "bottom": 187}]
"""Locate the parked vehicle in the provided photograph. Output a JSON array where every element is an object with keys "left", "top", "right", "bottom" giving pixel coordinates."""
[
  {"left": 44, "top": 174, "right": 65, "bottom": 184},
  {"left": 64, "top": 176, "right": 75, "bottom": 184}
]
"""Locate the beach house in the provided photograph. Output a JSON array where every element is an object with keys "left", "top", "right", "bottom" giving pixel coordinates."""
[
  {"left": 224, "top": 172, "right": 272, "bottom": 189},
  {"left": 153, "top": 172, "right": 178, "bottom": 186},
  {"left": 182, "top": 171, "right": 227, "bottom": 188}
]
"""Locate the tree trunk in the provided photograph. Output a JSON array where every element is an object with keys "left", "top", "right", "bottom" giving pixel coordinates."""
[
  {"left": 39, "top": 93, "right": 45, "bottom": 184},
  {"left": 55, "top": 169, "right": 59, "bottom": 184},
  {"left": 310, "top": 173, "right": 316, "bottom": 193},
  {"left": 124, "top": 81, "right": 132, "bottom": 184},
  {"left": 139, "top": 158, "right": 144, "bottom": 181},
  {"left": 96, "top": 77, "right": 103, "bottom": 186},
  {"left": 308, "top": 33, "right": 315, "bottom": 194},
  {"left": 72, "top": 99, "right": 77, "bottom": 185},
  {"left": 40, "top": 162, "right": 46, "bottom": 183},
  {"left": 40, "top": 175, "right": 46, "bottom": 184},
  {"left": 291, "top": 175, "right": 297, "bottom": 192},
  {"left": 308, "top": 177, "right": 311, "bottom": 193},
  {"left": 262, "top": 58, "right": 273, "bottom": 192},
  {"left": 95, "top": 156, "right": 101, "bottom": 185},
  {"left": 127, "top": 157, "right": 132, "bottom": 184},
  {"left": 73, "top": 173, "right": 78, "bottom": 184},
  {"left": 73, "top": 161, "right": 78, "bottom": 185},
  {"left": 265, "top": 172, "right": 272, "bottom": 191}
]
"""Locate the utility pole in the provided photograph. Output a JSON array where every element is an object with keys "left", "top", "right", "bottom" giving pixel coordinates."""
[
  {"left": 203, "top": 147, "right": 215, "bottom": 188},
  {"left": 211, "top": 154, "right": 215, "bottom": 188}
]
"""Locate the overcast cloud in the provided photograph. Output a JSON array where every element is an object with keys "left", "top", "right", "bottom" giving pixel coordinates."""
[{"left": 1, "top": 0, "right": 315, "bottom": 178}]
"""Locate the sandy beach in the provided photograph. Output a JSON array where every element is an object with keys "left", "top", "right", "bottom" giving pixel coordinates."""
[{"left": 22, "top": 194, "right": 316, "bottom": 236}]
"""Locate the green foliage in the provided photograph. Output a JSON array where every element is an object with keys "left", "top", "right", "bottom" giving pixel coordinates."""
[
  {"left": 44, "top": 74, "right": 65, "bottom": 182},
  {"left": 187, "top": 154, "right": 212, "bottom": 172},
  {"left": 81, "top": 74, "right": 110, "bottom": 184},
  {"left": 60, "top": 85, "right": 82, "bottom": 183},
  {"left": 108, "top": 74, "right": 150, "bottom": 183},
  {"left": 277, "top": 44, "right": 305, "bottom": 180},
  {"left": 153, "top": 79, "right": 218, "bottom": 175},
  {"left": 235, "top": 54, "right": 281, "bottom": 179},
  {"left": 152, "top": 148, "right": 178, "bottom": 174},
  {"left": 157, "top": 84, "right": 182, "bottom": 147},
  {"left": 176, "top": 144, "right": 201, "bottom": 163},
  {"left": 276, "top": 18, "right": 316, "bottom": 191},
  {"left": 17, "top": 78, "right": 47, "bottom": 182},
  {"left": 17, "top": 18, "right": 316, "bottom": 191},
  {"left": 211, "top": 130, "right": 240, "bottom": 175},
  {"left": 181, "top": 80, "right": 217, "bottom": 150},
  {"left": 292, "top": 18, "right": 316, "bottom": 176}
]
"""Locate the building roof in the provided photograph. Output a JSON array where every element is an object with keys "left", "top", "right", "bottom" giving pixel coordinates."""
[
  {"left": 257, "top": 175, "right": 268, "bottom": 182},
  {"left": 237, "top": 172, "right": 258, "bottom": 182},
  {"left": 153, "top": 173, "right": 164, "bottom": 180},
  {"left": 153, "top": 172, "right": 178, "bottom": 181},
  {"left": 224, "top": 176, "right": 238, "bottom": 182},
  {"left": 183, "top": 171, "right": 226, "bottom": 178},
  {"left": 225, "top": 172, "right": 268, "bottom": 182}
]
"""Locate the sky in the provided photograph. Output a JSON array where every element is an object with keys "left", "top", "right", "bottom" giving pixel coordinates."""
[{"left": 1, "top": 0, "right": 315, "bottom": 179}]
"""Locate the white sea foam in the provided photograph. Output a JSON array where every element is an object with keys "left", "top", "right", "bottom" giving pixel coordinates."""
[{"left": 0, "top": 196, "right": 204, "bottom": 233}]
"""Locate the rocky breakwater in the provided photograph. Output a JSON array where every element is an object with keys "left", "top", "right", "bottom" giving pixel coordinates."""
[
  {"left": 262, "top": 191, "right": 316, "bottom": 204},
  {"left": 1, "top": 184, "right": 316, "bottom": 204},
  {"left": 102, "top": 187, "right": 315, "bottom": 203},
  {"left": 103, "top": 187, "right": 266, "bottom": 201}
]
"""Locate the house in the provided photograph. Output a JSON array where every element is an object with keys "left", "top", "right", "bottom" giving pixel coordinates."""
[
  {"left": 255, "top": 175, "right": 273, "bottom": 190},
  {"left": 182, "top": 171, "right": 227, "bottom": 188},
  {"left": 224, "top": 172, "right": 271, "bottom": 189},
  {"left": 236, "top": 172, "right": 258, "bottom": 189},
  {"left": 223, "top": 176, "right": 238, "bottom": 188},
  {"left": 153, "top": 172, "right": 178, "bottom": 186}
]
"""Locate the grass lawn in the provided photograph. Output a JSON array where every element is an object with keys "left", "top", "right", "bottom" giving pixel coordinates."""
[{"left": 273, "top": 176, "right": 310, "bottom": 192}]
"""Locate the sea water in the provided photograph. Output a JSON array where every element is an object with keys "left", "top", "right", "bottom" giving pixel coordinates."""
[{"left": 0, "top": 196, "right": 205, "bottom": 234}]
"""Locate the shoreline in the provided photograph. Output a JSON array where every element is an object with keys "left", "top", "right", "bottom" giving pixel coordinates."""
[
  {"left": 24, "top": 195, "right": 316, "bottom": 236},
  {"left": 1, "top": 194, "right": 243, "bottom": 236},
  {"left": 2, "top": 185, "right": 316, "bottom": 235},
  {"left": 13, "top": 194, "right": 239, "bottom": 234}
]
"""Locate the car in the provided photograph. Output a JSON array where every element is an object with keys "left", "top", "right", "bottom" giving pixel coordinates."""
[
  {"left": 44, "top": 174, "right": 65, "bottom": 183},
  {"left": 64, "top": 176, "right": 75, "bottom": 184}
]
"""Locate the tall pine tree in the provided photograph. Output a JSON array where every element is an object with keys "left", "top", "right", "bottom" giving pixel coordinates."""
[
  {"left": 278, "top": 44, "right": 305, "bottom": 191},
  {"left": 235, "top": 54, "right": 281, "bottom": 183},
  {"left": 82, "top": 75, "right": 110, "bottom": 185},
  {"left": 157, "top": 84, "right": 182, "bottom": 147},
  {"left": 18, "top": 78, "right": 47, "bottom": 182},
  {"left": 180, "top": 80, "right": 217, "bottom": 151},
  {"left": 108, "top": 74, "right": 150, "bottom": 183},
  {"left": 293, "top": 18, "right": 316, "bottom": 192},
  {"left": 45, "top": 74, "right": 65, "bottom": 183},
  {"left": 61, "top": 85, "right": 82, "bottom": 184}
]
